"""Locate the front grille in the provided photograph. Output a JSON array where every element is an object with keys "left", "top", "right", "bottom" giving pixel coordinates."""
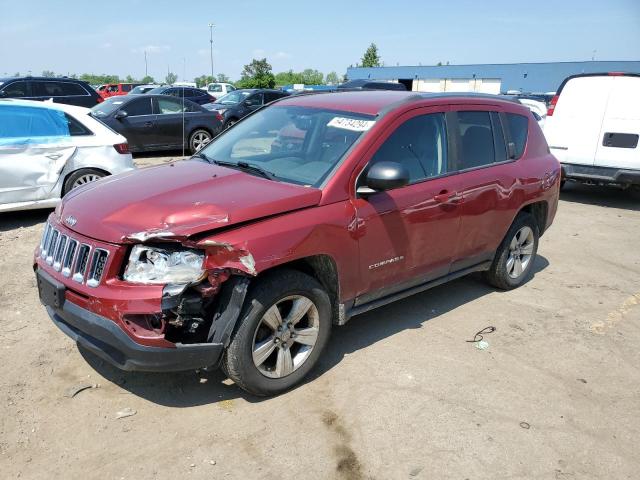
[{"left": 39, "top": 221, "right": 110, "bottom": 288}]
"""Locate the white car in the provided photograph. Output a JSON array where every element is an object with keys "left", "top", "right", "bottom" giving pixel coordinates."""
[
  {"left": 517, "top": 98, "right": 547, "bottom": 129},
  {"left": 204, "top": 82, "right": 236, "bottom": 99},
  {"left": 544, "top": 73, "right": 640, "bottom": 189},
  {"left": 0, "top": 99, "right": 135, "bottom": 212}
]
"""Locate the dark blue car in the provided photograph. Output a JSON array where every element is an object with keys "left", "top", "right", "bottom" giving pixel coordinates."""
[{"left": 146, "top": 86, "right": 216, "bottom": 105}]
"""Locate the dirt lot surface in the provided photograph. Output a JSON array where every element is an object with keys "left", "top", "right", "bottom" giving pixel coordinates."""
[{"left": 1, "top": 154, "right": 639, "bottom": 479}]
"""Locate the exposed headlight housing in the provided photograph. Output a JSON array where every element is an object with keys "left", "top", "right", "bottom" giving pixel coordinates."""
[{"left": 123, "top": 245, "right": 205, "bottom": 285}]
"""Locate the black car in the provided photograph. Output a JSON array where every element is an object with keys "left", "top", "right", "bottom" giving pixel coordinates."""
[
  {"left": 203, "top": 89, "right": 290, "bottom": 128},
  {"left": 146, "top": 86, "right": 216, "bottom": 105},
  {"left": 337, "top": 79, "right": 407, "bottom": 91},
  {"left": 0, "top": 77, "right": 102, "bottom": 107},
  {"left": 90, "top": 94, "right": 223, "bottom": 153}
]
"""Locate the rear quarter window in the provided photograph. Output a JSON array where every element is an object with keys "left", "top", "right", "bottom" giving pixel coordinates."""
[{"left": 505, "top": 113, "right": 529, "bottom": 159}]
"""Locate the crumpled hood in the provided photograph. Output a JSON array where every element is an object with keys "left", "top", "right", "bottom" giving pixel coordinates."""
[{"left": 59, "top": 160, "right": 322, "bottom": 244}]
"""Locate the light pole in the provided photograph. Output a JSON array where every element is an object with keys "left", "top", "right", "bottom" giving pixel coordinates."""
[
  {"left": 208, "top": 23, "right": 215, "bottom": 82},
  {"left": 144, "top": 50, "right": 148, "bottom": 78}
]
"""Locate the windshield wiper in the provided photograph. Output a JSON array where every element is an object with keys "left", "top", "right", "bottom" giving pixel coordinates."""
[
  {"left": 191, "top": 152, "right": 210, "bottom": 162},
  {"left": 211, "top": 159, "right": 278, "bottom": 181}
]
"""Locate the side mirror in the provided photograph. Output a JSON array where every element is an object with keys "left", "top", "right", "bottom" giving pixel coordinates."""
[
  {"left": 357, "top": 161, "right": 410, "bottom": 195},
  {"left": 114, "top": 110, "right": 128, "bottom": 120},
  {"left": 0, "top": 90, "right": 6, "bottom": 97}
]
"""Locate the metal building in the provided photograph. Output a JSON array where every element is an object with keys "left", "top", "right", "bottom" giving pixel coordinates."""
[{"left": 346, "top": 61, "right": 640, "bottom": 94}]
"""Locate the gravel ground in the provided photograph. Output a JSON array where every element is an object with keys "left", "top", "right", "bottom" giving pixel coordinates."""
[{"left": 1, "top": 155, "right": 639, "bottom": 479}]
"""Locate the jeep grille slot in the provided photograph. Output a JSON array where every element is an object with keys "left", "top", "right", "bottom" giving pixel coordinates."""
[
  {"left": 53, "top": 235, "right": 67, "bottom": 271},
  {"left": 62, "top": 240, "right": 78, "bottom": 277},
  {"left": 40, "top": 223, "right": 52, "bottom": 258},
  {"left": 45, "top": 230, "right": 59, "bottom": 265},
  {"left": 86, "top": 249, "right": 109, "bottom": 288},
  {"left": 73, "top": 245, "right": 91, "bottom": 283}
]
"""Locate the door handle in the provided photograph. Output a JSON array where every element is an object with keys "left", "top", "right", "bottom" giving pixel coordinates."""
[
  {"left": 143, "top": 121, "right": 153, "bottom": 127},
  {"left": 433, "top": 191, "right": 458, "bottom": 204}
]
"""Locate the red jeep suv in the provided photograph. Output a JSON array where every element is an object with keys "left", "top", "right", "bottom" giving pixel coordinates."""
[{"left": 34, "top": 91, "right": 560, "bottom": 395}]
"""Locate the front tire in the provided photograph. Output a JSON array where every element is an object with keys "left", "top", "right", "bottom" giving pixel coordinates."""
[
  {"left": 63, "top": 168, "right": 107, "bottom": 196},
  {"left": 223, "top": 270, "right": 332, "bottom": 396},
  {"left": 484, "top": 212, "right": 539, "bottom": 290}
]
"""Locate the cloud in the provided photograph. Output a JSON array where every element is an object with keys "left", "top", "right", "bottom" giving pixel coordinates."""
[
  {"left": 100, "top": 42, "right": 112, "bottom": 49},
  {"left": 252, "top": 49, "right": 266, "bottom": 58},
  {"left": 131, "top": 45, "right": 170, "bottom": 54},
  {"left": 275, "top": 51, "right": 292, "bottom": 59}
]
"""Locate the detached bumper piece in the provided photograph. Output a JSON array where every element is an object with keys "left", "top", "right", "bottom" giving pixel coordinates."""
[
  {"left": 47, "top": 300, "right": 224, "bottom": 372},
  {"left": 562, "top": 163, "right": 640, "bottom": 186}
]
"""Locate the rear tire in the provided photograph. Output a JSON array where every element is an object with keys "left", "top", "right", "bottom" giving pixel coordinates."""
[
  {"left": 225, "top": 118, "right": 238, "bottom": 130},
  {"left": 63, "top": 168, "right": 107, "bottom": 196},
  {"left": 223, "top": 270, "right": 332, "bottom": 396},
  {"left": 484, "top": 212, "right": 539, "bottom": 290},
  {"left": 189, "top": 129, "right": 212, "bottom": 154}
]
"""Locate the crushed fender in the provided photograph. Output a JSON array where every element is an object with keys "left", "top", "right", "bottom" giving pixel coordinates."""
[{"left": 197, "top": 240, "right": 258, "bottom": 276}]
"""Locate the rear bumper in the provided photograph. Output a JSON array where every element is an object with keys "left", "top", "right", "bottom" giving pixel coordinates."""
[
  {"left": 561, "top": 163, "right": 640, "bottom": 186},
  {"left": 47, "top": 299, "right": 223, "bottom": 372}
]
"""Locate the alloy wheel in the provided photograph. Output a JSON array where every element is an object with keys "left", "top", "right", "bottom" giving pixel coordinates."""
[
  {"left": 192, "top": 132, "right": 211, "bottom": 152},
  {"left": 251, "top": 295, "right": 320, "bottom": 379},
  {"left": 506, "top": 226, "right": 535, "bottom": 278}
]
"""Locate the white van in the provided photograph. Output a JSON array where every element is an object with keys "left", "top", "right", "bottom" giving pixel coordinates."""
[{"left": 544, "top": 72, "right": 640, "bottom": 188}]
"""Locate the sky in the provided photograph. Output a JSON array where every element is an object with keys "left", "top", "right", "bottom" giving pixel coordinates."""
[{"left": 1, "top": 0, "right": 638, "bottom": 82}]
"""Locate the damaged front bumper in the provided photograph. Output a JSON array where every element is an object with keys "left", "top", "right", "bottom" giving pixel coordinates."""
[{"left": 47, "top": 299, "right": 224, "bottom": 372}]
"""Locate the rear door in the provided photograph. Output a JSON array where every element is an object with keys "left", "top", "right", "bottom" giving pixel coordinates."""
[
  {"left": 0, "top": 105, "right": 75, "bottom": 204},
  {"left": 545, "top": 76, "right": 613, "bottom": 166},
  {"left": 594, "top": 75, "right": 640, "bottom": 170},
  {"left": 353, "top": 106, "right": 464, "bottom": 303},
  {"left": 152, "top": 96, "right": 191, "bottom": 148},
  {"left": 448, "top": 107, "right": 516, "bottom": 271}
]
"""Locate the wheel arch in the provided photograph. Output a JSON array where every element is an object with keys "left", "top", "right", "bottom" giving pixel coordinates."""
[
  {"left": 520, "top": 200, "right": 549, "bottom": 236},
  {"left": 62, "top": 167, "right": 111, "bottom": 195}
]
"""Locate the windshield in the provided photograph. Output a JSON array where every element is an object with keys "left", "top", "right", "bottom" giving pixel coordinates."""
[
  {"left": 90, "top": 97, "right": 128, "bottom": 117},
  {"left": 198, "top": 105, "right": 375, "bottom": 187},
  {"left": 215, "top": 90, "right": 252, "bottom": 105},
  {"left": 129, "top": 85, "right": 154, "bottom": 95}
]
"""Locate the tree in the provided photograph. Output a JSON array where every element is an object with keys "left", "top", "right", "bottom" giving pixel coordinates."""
[
  {"left": 237, "top": 58, "right": 275, "bottom": 89},
  {"left": 274, "top": 70, "right": 304, "bottom": 86},
  {"left": 217, "top": 73, "right": 231, "bottom": 83},
  {"left": 325, "top": 71, "right": 339, "bottom": 85},
  {"left": 360, "top": 43, "right": 381, "bottom": 68},
  {"left": 125, "top": 75, "right": 136, "bottom": 83},
  {"left": 141, "top": 75, "right": 155, "bottom": 84},
  {"left": 42, "top": 70, "right": 56, "bottom": 77},
  {"left": 194, "top": 75, "right": 214, "bottom": 88},
  {"left": 165, "top": 72, "right": 178, "bottom": 85},
  {"left": 301, "top": 69, "right": 323, "bottom": 85}
]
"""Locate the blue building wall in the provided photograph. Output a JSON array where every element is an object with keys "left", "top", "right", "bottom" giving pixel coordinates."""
[{"left": 346, "top": 61, "right": 640, "bottom": 93}]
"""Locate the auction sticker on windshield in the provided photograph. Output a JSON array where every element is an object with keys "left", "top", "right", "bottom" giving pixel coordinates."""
[{"left": 327, "top": 117, "right": 375, "bottom": 132}]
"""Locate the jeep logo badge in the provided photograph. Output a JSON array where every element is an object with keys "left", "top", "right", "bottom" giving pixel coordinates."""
[{"left": 65, "top": 215, "right": 78, "bottom": 227}]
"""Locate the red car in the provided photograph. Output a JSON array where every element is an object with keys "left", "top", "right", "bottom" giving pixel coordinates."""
[
  {"left": 98, "top": 83, "right": 141, "bottom": 99},
  {"left": 34, "top": 91, "right": 560, "bottom": 396}
]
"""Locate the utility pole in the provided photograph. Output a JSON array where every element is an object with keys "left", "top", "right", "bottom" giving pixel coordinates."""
[
  {"left": 208, "top": 23, "right": 215, "bottom": 82},
  {"left": 144, "top": 50, "right": 148, "bottom": 77}
]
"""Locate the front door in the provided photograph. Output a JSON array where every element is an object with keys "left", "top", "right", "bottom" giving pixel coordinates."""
[
  {"left": 352, "top": 107, "right": 463, "bottom": 304},
  {"left": 115, "top": 97, "right": 155, "bottom": 150}
]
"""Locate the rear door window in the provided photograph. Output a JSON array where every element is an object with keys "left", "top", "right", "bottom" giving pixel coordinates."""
[
  {"left": 0, "top": 106, "right": 70, "bottom": 141},
  {"left": 453, "top": 111, "right": 496, "bottom": 170},
  {"left": 59, "top": 82, "right": 87, "bottom": 96},
  {"left": 369, "top": 113, "right": 448, "bottom": 183},
  {"left": 122, "top": 84, "right": 132, "bottom": 92},
  {"left": 504, "top": 113, "right": 529, "bottom": 159},
  {"left": 156, "top": 97, "right": 186, "bottom": 114}
]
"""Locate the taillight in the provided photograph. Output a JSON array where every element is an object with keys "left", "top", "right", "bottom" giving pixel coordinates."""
[
  {"left": 96, "top": 96, "right": 104, "bottom": 103},
  {"left": 608, "top": 72, "right": 624, "bottom": 76},
  {"left": 215, "top": 112, "right": 224, "bottom": 123},
  {"left": 547, "top": 95, "right": 559, "bottom": 116},
  {"left": 114, "top": 143, "right": 129, "bottom": 154}
]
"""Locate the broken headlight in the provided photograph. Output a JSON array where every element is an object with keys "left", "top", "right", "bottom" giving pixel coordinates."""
[{"left": 123, "top": 245, "right": 205, "bottom": 284}]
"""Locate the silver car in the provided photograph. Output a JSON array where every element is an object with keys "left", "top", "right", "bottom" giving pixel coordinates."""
[{"left": 0, "top": 99, "right": 135, "bottom": 212}]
